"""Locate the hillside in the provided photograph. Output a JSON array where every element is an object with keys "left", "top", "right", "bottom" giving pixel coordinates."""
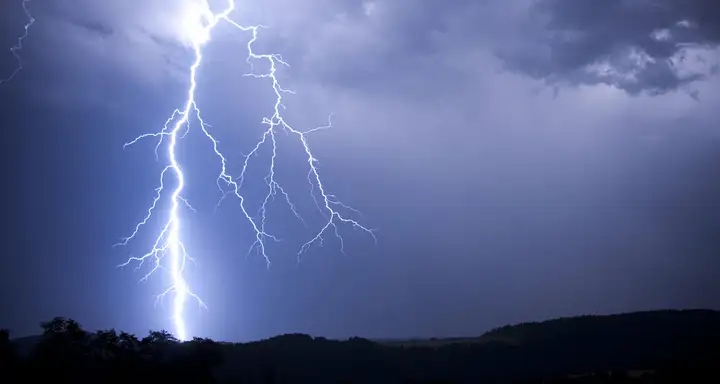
[
  {"left": 479, "top": 308, "right": 720, "bottom": 344},
  {"left": 3, "top": 309, "right": 720, "bottom": 382}
]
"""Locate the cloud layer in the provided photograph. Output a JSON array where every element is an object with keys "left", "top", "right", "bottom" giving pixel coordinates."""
[{"left": 500, "top": 0, "right": 720, "bottom": 96}]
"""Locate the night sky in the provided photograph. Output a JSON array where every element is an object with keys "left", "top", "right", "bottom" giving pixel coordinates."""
[{"left": 1, "top": 0, "right": 719, "bottom": 342}]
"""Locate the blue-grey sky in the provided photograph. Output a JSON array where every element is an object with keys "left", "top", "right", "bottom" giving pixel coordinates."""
[{"left": 1, "top": 0, "right": 719, "bottom": 342}]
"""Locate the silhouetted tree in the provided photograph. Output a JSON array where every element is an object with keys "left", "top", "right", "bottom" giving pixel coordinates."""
[
  {"left": 0, "top": 328, "right": 17, "bottom": 380},
  {"left": 143, "top": 329, "right": 178, "bottom": 345},
  {"left": 26, "top": 317, "right": 91, "bottom": 381}
]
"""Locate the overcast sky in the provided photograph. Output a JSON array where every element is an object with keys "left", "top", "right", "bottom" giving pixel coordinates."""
[{"left": 0, "top": 0, "right": 719, "bottom": 342}]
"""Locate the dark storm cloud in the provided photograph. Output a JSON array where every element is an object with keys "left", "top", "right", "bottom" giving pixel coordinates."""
[
  {"left": 500, "top": 0, "right": 720, "bottom": 95},
  {"left": 264, "top": 0, "right": 516, "bottom": 98}
]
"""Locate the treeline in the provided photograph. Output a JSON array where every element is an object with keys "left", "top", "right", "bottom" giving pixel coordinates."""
[
  {"left": 1, "top": 310, "right": 719, "bottom": 383},
  {"left": 0, "top": 317, "right": 223, "bottom": 382}
]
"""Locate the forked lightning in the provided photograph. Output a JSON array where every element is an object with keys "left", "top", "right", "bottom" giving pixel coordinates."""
[
  {"left": 2, "top": 0, "right": 373, "bottom": 341},
  {"left": 116, "top": 0, "right": 375, "bottom": 341}
]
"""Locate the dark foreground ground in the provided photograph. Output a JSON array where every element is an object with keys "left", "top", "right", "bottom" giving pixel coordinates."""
[{"left": 2, "top": 309, "right": 719, "bottom": 383}]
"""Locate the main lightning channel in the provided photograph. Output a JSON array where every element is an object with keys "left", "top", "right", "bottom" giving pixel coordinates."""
[
  {"left": 1, "top": 0, "right": 35, "bottom": 84},
  {"left": 117, "top": 0, "right": 375, "bottom": 341}
]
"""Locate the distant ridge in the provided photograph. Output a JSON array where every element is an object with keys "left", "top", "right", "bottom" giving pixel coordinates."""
[
  {"left": 479, "top": 309, "right": 720, "bottom": 344},
  {"left": 377, "top": 309, "right": 720, "bottom": 347}
]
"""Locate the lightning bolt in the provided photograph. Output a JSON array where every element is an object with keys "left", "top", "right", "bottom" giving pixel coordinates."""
[
  {"left": 1, "top": 0, "right": 35, "bottom": 84},
  {"left": 117, "top": 0, "right": 375, "bottom": 341}
]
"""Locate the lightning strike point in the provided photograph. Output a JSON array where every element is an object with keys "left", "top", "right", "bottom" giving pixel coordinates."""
[{"left": 117, "top": 0, "right": 375, "bottom": 341}]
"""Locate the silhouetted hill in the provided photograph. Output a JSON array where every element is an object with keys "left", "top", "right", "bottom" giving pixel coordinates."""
[
  {"left": 479, "top": 309, "right": 720, "bottom": 345},
  {"left": 3, "top": 309, "right": 719, "bottom": 382}
]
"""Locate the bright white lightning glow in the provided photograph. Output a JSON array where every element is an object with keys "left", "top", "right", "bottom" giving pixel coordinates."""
[
  {"left": 117, "top": 0, "right": 375, "bottom": 341},
  {"left": 0, "top": 0, "right": 35, "bottom": 85}
]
